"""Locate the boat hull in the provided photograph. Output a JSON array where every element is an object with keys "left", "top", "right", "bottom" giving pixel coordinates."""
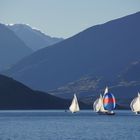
[
  {"left": 97, "top": 111, "right": 115, "bottom": 115},
  {"left": 136, "top": 111, "right": 140, "bottom": 115}
]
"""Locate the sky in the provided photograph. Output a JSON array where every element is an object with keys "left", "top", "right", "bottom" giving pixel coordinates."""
[{"left": 0, "top": 0, "right": 140, "bottom": 38}]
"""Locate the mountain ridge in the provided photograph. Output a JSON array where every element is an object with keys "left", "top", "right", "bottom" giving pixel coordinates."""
[
  {"left": 7, "top": 24, "right": 64, "bottom": 51},
  {"left": 0, "top": 23, "right": 33, "bottom": 71}
]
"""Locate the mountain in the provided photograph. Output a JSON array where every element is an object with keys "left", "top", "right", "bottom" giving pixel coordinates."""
[
  {"left": 2, "top": 12, "right": 140, "bottom": 104},
  {"left": 7, "top": 24, "right": 63, "bottom": 51},
  {"left": 0, "top": 23, "right": 33, "bottom": 71},
  {"left": 119, "top": 60, "right": 140, "bottom": 82},
  {"left": 0, "top": 74, "right": 89, "bottom": 109}
]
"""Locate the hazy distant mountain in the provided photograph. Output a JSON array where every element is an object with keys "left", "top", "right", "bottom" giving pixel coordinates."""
[
  {"left": 7, "top": 24, "right": 64, "bottom": 51},
  {"left": 2, "top": 12, "right": 140, "bottom": 105},
  {"left": 0, "top": 24, "right": 32, "bottom": 71},
  {"left": 0, "top": 74, "right": 89, "bottom": 109}
]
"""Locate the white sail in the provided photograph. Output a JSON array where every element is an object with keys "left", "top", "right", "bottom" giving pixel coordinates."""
[
  {"left": 69, "top": 94, "right": 80, "bottom": 113},
  {"left": 104, "top": 86, "right": 108, "bottom": 95},
  {"left": 130, "top": 92, "right": 140, "bottom": 113},
  {"left": 130, "top": 97, "right": 137, "bottom": 112},
  {"left": 99, "top": 95, "right": 107, "bottom": 112},
  {"left": 93, "top": 94, "right": 107, "bottom": 112},
  {"left": 93, "top": 98, "right": 100, "bottom": 112}
]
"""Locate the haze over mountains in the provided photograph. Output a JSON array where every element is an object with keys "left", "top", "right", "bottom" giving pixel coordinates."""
[
  {"left": 1, "top": 12, "right": 140, "bottom": 107},
  {"left": 7, "top": 24, "right": 63, "bottom": 51},
  {"left": 0, "top": 23, "right": 63, "bottom": 71},
  {"left": 0, "top": 23, "right": 33, "bottom": 71}
]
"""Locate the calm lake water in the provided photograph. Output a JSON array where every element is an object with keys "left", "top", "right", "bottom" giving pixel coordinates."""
[{"left": 0, "top": 110, "right": 139, "bottom": 140}]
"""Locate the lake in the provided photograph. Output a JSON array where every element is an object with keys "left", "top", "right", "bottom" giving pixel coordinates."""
[{"left": 0, "top": 110, "right": 139, "bottom": 140}]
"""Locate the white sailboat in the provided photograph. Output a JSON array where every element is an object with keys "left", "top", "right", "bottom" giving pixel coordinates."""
[
  {"left": 69, "top": 94, "right": 80, "bottom": 113},
  {"left": 130, "top": 92, "right": 140, "bottom": 114},
  {"left": 93, "top": 94, "right": 108, "bottom": 113},
  {"left": 93, "top": 87, "right": 116, "bottom": 115}
]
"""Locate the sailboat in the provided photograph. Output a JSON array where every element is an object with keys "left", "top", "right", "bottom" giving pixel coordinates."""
[
  {"left": 130, "top": 92, "right": 140, "bottom": 114},
  {"left": 93, "top": 94, "right": 108, "bottom": 114},
  {"left": 69, "top": 94, "right": 80, "bottom": 113},
  {"left": 93, "top": 87, "right": 116, "bottom": 115}
]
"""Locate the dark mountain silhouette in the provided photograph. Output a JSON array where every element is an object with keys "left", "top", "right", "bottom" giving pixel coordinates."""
[
  {"left": 0, "top": 74, "right": 89, "bottom": 109},
  {"left": 0, "top": 24, "right": 33, "bottom": 71},
  {"left": 8, "top": 24, "right": 63, "bottom": 51},
  {"left": 2, "top": 12, "right": 140, "bottom": 106}
]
